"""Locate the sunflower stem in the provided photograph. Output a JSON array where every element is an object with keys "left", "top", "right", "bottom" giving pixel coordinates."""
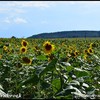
[{"left": 51, "top": 71, "right": 54, "bottom": 82}]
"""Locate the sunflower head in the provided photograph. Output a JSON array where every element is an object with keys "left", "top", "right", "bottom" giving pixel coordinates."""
[
  {"left": 83, "top": 54, "right": 88, "bottom": 60},
  {"left": 20, "top": 46, "right": 27, "bottom": 54},
  {"left": 3, "top": 45, "right": 8, "bottom": 51},
  {"left": 70, "top": 52, "right": 76, "bottom": 57},
  {"left": 22, "top": 57, "right": 32, "bottom": 65},
  {"left": 74, "top": 51, "right": 79, "bottom": 57},
  {"left": 88, "top": 48, "right": 93, "bottom": 54},
  {"left": 21, "top": 40, "right": 28, "bottom": 47},
  {"left": 84, "top": 49, "right": 88, "bottom": 54},
  {"left": 43, "top": 41, "right": 55, "bottom": 54},
  {"left": 90, "top": 43, "right": 96, "bottom": 48}
]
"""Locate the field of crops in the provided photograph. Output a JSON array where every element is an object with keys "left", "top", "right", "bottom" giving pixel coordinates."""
[{"left": 0, "top": 38, "right": 100, "bottom": 99}]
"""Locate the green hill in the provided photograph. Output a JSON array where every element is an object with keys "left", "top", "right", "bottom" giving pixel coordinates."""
[{"left": 28, "top": 30, "right": 100, "bottom": 38}]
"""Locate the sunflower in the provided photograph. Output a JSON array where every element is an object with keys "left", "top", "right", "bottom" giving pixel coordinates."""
[
  {"left": 74, "top": 51, "right": 79, "bottom": 57},
  {"left": 22, "top": 57, "right": 32, "bottom": 65},
  {"left": 90, "top": 43, "right": 96, "bottom": 48},
  {"left": 3, "top": 45, "right": 8, "bottom": 51},
  {"left": 83, "top": 54, "right": 88, "bottom": 60},
  {"left": 70, "top": 52, "right": 76, "bottom": 57},
  {"left": 21, "top": 40, "right": 28, "bottom": 47},
  {"left": 20, "top": 46, "right": 27, "bottom": 54},
  {"left": 43, "top": 41, "right": 55, "bottom": 54},
  {"left": 87, "top": 48, "right": 93, "bottom": 54},
  {"left": 84, "top": 49, "right": 88, "bottom": 54}
]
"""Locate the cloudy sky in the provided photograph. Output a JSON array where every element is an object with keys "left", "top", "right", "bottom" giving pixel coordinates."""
[{"left": 0, "top": 1, "right": 100, "bottom": 38}]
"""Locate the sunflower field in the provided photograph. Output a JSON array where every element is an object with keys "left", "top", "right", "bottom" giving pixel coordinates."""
[{"left": 0, "top": 38, "right": 100, "bottom": 99}]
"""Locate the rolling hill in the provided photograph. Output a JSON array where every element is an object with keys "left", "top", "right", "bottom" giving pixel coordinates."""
[{"left": 28, "top": 31, "right": 100, "bottom": 38}]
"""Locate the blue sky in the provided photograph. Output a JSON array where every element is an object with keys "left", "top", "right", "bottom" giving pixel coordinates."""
[{"left": 0, "top": 1, "right": 100, "bottom": 38}]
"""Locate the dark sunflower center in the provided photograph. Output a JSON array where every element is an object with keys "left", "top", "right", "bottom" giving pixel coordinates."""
[
  {"left": 85, "top": 50, "right": 88, "bottom": 53},
  {"left": 75, "top": 52, "right": 78, "bottom": 55},
  {"left": 71, "top": 53, "right": 76, "bottom": 56},
  {"left": 89, "top": 49, "right": 92, "bottom": 53},
  {"left": 22, "top": 48, "right": 25, "bottom": 52},
  {"left": 22, "top": 57, "right": 30, "bottom": 63},
  {"left": 45, "top": 44, "right": 52, "bottom": 50},
  {"left": 23, "top": 42, "right": 27, "bottom": 46}
]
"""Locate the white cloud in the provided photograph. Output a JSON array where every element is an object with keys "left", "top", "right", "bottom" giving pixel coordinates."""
[
  {"left": 1, "top": 1, "right": 100, "bottom": 15},
  {"left": 1, "top": 1, "right": 100, "bottom": 9},
  {"left": 53, "top": 1, "right": 100, "bottom": 6},
  {"left": 2, "top": 1, "right": 55, "bottom": 8},
  {"left": 3, "top": 17, "right": 27, "bottom": 24},
  {"left": 0, "top": 8, "right": 9, "bottom": 13},
  {"left": 3, "top": 17, "right": 11, "bottom": 24},
  {"left": 14, "top": 17, "right": 27, "bottom": 24},
  {"left": 0, "top": 1, "right": 56, "bottom": 15},
  {"left": 1, "top": 1, "right": 100, "bottom": 24},
  {"left": 14, "top": 9, "right": 26, "bottom": 14}
]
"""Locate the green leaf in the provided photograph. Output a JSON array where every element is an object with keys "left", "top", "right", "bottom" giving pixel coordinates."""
[
  {"left": 40, "top": 58, "right": 57, "bottom": 76},
  {"left": 56, "top": 85, "right": 76, "bottom": 96},
  {"left": 41, "top": 80, "right": 50, "bottom": 89},
  {"left": 55, "top": 95, "right": 73, "bottom": 99},
  {"left": 85, "top": 86, "right": 96, "bottom": 95},
  {"left": 82, "top": 83, "right": 89, "bottom": 88},
  {"left": 0, "top": 84, "right": 3, "bottom": 90},
  {"left": 0, "top": 45, "right": 3, "bottom": 48},
  {"left": 66, "top": 66, "right": 74, "bottom": 72},
  {"left": 37, "top": 55, "right": 47, "bottom": 61},
  {"left": 35, "top": 64, "right": 46, "bottom": 75},
  {"left": 61, "top": 62, "right": 71, "bottom": 66},
  {"left": 72, "top": 92, "right": 87, "bottom": 99},
  {"left": 52, "top": 79, "right": 61, "bottom": 93},
  {"left": 21, "top": 74, "right": 39, "bottom": 86},
  {"left": 0, "top": 89, "right": 7, "bottom": 97},
  {"left": 70, "top": 80, "right": 80, "bottom": 86},
  {"left": 74, "top": 68, "right": 90, "bottom": 78}
]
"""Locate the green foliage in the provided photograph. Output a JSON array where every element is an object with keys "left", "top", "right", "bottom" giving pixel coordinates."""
[
  {"left": 52, "top": 79, "right": 61, "bottom": 93},
  {"left": 0, "top": 38, "right": 100, "bottom": 99},
  {"left": 22, "top": 74, "right": 39, "bottom": 86},
  {"left": 39, "top": 58, "right": 57, "bottom": 76},
  {"left": 74, "top": 68, "right": 90, "bottom": 78}
]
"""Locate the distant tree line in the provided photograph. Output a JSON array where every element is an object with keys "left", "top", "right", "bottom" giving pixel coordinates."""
[{"left": 28, "top": 31, "right": 100, "bottom": 38}]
